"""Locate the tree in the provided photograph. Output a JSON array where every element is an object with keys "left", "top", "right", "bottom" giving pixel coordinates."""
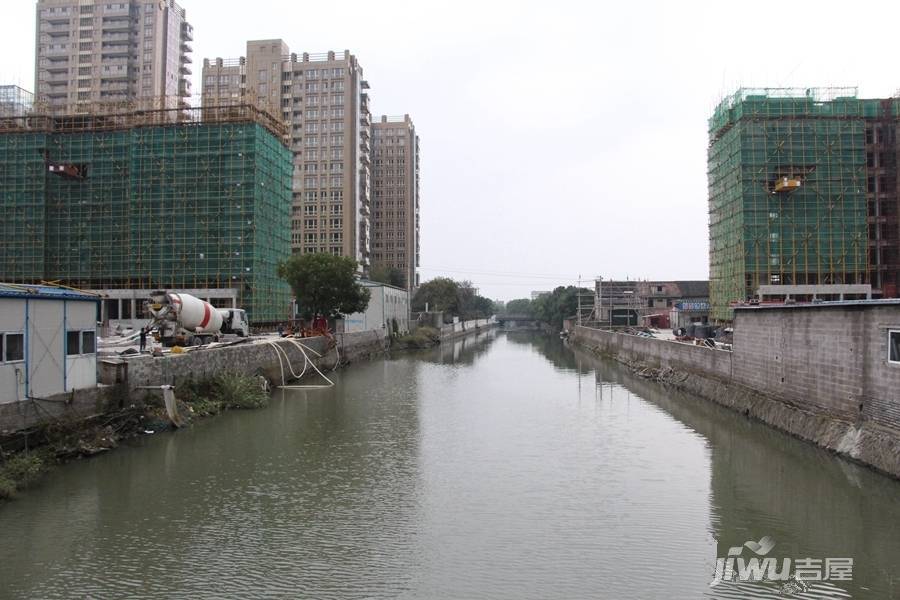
[
  {"left": 503, "top": 298, "right": 534, "bottom": 316},
  {"left": 277, "top": 253, "right": 370, "bottom": 319},
  {"left": 412, "top": 277, "right": 498, "bottom": 318},
  {"left": 530, "top": 285, "right": 590, "bottom": 328},
  {"left": 369, "top": 265, "right": 406, "bottom": 288},
  {"left": 412, "top": 277, "right": 460, "bottom": 313}
]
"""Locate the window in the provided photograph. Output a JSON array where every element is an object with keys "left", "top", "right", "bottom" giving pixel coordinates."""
[
  {"left": 67, "top": 330, "right": 96, "bottom": 355},
  {"left": 4, "top": 333, "right": 24, "bottom": 363},
  {"left": 82, "top": 331, "right": 95, "bottom": 354},
  {"left": 890, "top": 330, "right": 900, "bottom": 364},
  {"left": 67, "top": 331, "right": 80, "bottom": 356}
]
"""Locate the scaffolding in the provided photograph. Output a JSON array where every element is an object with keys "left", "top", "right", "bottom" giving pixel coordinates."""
[
  {"left": 708, "top": 88, "right": 873, "bottom": 321},
  {"left": 0, "top": 99, "right": 293, "bottom": 322},
  {"left": 0, "top": 85, "right": 33, "bottom": 120}
]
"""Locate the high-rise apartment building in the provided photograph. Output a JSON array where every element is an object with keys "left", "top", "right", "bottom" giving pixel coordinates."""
[
  {"left": 34, "top": 0, "right": 193, "bottom": 114},
  {"left": 202, "top": 41, "right": 372, "bottom": 269},
  {"left": 371, "top": 115, "right": 420, "bottom": 289},
  {"left": 708, "top": 87, "right": 900, "bottom": 321}
]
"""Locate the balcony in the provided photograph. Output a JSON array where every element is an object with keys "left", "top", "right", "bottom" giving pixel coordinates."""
[
  {"left": 181, "top": 22, "right": 193, "bottom": 41},
  {"left": 181, "top": 41, "right": 192, "bottom": 53},
  {"left": 101, "top": 32, "right": 130, "bottom": 42},
  {"left": 43, "top": 16, "right": 71, "bottom": 26},
  {"left": 101, "top": 44, "right": 130, "bottom": 57},
  {"left": 182, "top": 53, "right": 193, "bottom": 64},
  {"left": 101, "top": 18, "right": 133, "bottom": 32},
  {"left": 44, "top": 45, "right": 71, "bottom": 56},
  {"left": 103, "top": 4, "right": 131, "bottom": 16},
  {"left": 100, "top": 82, "right": 128, "bottom": 92},
  {"left": 180, "top": 65, "right": 192, "bottom": 75}
]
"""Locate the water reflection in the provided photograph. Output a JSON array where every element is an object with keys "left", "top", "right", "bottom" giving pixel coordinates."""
[
  {"left": 0, "top": 331, "right": 898, "bottom": 599},
  {"left": 564, "top": 338, "right": 900, "bottom": 599}
]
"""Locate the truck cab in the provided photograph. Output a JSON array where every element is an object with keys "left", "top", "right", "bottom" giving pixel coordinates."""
[{"left": 220, "top": 308, "right": 249, "bottom": 337}]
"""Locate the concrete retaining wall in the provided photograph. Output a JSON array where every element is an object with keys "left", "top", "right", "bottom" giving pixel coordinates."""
[
  {"left": 441, "top": 319, "right": 492, "bottom": 341},
  {"left": 573, "top": 317, "right": 900, "bottom": 479},
  {"left": 1, "top": 331, "right": 390, "bottom": 433}
]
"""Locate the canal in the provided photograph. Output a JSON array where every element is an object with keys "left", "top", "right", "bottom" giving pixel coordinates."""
[{"left": 1, "top": 331, "right": 899, "bottom": 599}]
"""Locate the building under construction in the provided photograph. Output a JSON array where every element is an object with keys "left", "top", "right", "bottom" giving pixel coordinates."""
[
  {"left": 0, "top": 99, "right": 293, "bottom": 323},
  {"left": 708, "top": 87, "right": 900, "bottom": 322}
]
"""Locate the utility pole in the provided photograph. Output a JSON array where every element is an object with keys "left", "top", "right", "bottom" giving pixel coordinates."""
[{"left": 577, "top": 274, "right": 582, "bottom": 327}]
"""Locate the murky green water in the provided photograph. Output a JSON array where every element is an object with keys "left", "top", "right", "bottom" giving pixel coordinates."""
[{"left": 1, "top": 331, "right": 899, "bottom": 599}]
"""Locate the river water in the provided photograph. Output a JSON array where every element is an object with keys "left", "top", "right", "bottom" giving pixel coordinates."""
[{"left": 1, "top": 331, "right": 899, "bottom": 599}]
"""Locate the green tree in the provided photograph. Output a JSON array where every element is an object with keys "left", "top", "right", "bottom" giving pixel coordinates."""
[
  {"left": 530, "top": 285, "right": 590, "bottom": 328},
  {"left": 277, "top": 253, "right": 371, "bottom": 319},
  {"left": 369, "top": 265, "right": 406, "bottom": 288},
  {"left": 412, "top": 277, "right": 460, "bottom": 314},
  {"left": 503, "top": 298, "right": 534, "bottom": 316}
]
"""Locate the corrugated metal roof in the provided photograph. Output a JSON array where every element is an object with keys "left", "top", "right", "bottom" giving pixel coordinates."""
[{"left": 0, "top": 283, "right": 102, "bottom": 301}]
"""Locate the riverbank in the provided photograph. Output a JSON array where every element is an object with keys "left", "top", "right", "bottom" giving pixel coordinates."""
[{"left": 571, "top": 322, "right": 900, "bottom": 480}]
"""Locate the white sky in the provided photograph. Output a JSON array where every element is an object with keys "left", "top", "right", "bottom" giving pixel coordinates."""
[{"left": 4, "top": 0, "right": 900, "bottom": 300}]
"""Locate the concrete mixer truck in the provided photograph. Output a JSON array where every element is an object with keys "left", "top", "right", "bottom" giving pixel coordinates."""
[{"left": 147, "top": 291, "right": 249, "bottom": 347}]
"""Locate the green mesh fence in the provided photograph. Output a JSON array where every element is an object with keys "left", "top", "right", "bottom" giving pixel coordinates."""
[{"left": 0, "top": 122, "right": 292, "bottom": 323}]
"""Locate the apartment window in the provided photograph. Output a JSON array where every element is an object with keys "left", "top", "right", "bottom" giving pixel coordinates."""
[
  {"left": 890, "top": 330, "right": 900, "bottom": 364},
  {"left": 332, "top": 95, "right": 343, "bottom": 105},
  {"left": 258, "top": 69, "right": 267, "bottom": 82},
  {"left": 80, "top": 5, "right": 94, "bottom": 13},
  {"left": 79, "top": 66, "right": 92, "bottom": 75},
  {"left": 2, "top": 332, "right": 24, "bottom": 363}
]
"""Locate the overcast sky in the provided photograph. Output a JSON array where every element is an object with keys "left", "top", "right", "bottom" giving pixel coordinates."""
[{"left": 4, "top": 0, "right": 900, "bottom": 300}]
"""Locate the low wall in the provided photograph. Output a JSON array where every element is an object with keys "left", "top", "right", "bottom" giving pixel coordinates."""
[
  {"left": 440, "top": 319, "right": 493, "bottom": 341},
  {"left": 572, "top": 321, "right": 900, "bottom": 479}
]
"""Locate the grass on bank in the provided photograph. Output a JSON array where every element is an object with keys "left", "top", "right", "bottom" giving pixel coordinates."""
[
  {"left": 0, "top": 451, "right": 51, "bottom": 500},
  {"left": 393, "top": 326, "right": 441, "bottom": 349},
  {"left": 179, "top": 373, "right": 269, "bottom": 415}
]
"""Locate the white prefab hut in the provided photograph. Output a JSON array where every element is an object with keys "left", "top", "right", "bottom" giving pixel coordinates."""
[{"left": 0, "top": 284, "right": 101, "bottom": 404}]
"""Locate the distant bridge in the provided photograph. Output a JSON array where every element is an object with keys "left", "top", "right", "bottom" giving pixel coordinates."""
[{"left": 496, "top": 314, "right": 541, "bottom": 328}]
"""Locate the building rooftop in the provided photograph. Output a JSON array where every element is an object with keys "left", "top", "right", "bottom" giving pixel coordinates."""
[
  {"left": 734, "top": 299, "right": 900, "bottom": 311},
  {"left": 0, "top": 283, "right": 102, "bottom": 301}
]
